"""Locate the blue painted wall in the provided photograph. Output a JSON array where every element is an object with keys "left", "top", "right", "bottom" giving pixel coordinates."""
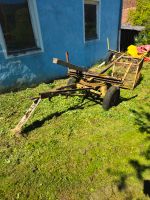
[{"left": 0, "top": 0, "right": 122, "bottom": 92}]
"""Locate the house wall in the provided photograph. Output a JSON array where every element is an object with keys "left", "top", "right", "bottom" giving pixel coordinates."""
[
  {"left": 0, "top": 0, "right": 122, "bottom": 93},
  {"left": 123, "top": 0, "right": 136, "bottom": 9},
  {"left": 122, "top": 0, "right": 136, "bottom": 24}
]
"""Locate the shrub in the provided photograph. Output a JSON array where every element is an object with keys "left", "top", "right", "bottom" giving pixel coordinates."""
[{"left": 128, "top": 0, "right": 150, "bottom": 45}]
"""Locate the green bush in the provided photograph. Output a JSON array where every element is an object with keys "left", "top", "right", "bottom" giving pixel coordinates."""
[{"left": 128, "top": 0, "right": 150, "bottom": 45}]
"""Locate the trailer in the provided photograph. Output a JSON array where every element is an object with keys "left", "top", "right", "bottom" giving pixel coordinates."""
[{"left": 12, "top": 51, "right": 144, "bottom": 135}]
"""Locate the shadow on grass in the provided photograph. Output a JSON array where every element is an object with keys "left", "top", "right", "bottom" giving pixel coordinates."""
[
  {"left": 119, "top": 95, "right": 138, "bottom": 104},
  {"left": 130, "top": 105, "right": 150, "bottom": 197},
  {"left": 22, "top": 98, "right": 98, "bottom": 136},
  {"left": 131, "top": 108, "right": 150, "bottom": 134},
  {"left": 107, "top": 104, "right": 150, "bottom": 197},
  {"left": 21, "top": 93, "right": 138, "bottom": 137},
  {"left": 106, "top": 168, "right": 134, "bottom": 198}
]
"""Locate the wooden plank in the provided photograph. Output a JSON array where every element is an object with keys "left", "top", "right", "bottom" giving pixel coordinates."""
[
  {"left": 69, "top": 71, "right": 122, "bottom": 84},
  {"left": 112, "top": 64, "right": 115, "bottom": 77},
  {"left": 84, "top": 72, "right": 122, "bottom": 80},
  {"left": 121, "top": 56, "right": 139, "bottom": 59},
  {"left": 132, "top": 65, "right": 140, "bottom": 89},
  {"left": 138, "top": 58, "right": 144, "bottom": 65},
  {"left": 53, "top": 58, "right": 87, "bottom": 72},
  {"left": 69, "top": 69, "right": 122, "bottom": 80},
  {"left": 122, "top": 63, "right": 133, "bottom": 82},
  {"left": 39, "top": 87, "right": 93, "bottom": 99},
  {"left": 53, "top": 54, "right": 125, "bottom": 75},
  {"left": 79, "top": 79, "right": 104, "bottom": 88},
  {"left": 97, "top": 61, "right": 106, "bottom": 68},
  {"left": 12, "top": 98, "right": 41, "bottom": 135},
  {"left": 115, "top": 61, "right": 139, "bottom": 66},
  {"left": 99, "top": 53, "right": 125, "bottom": 74},
  {"left": 66, "top": 51, "right": 69, "bottom": 62}
]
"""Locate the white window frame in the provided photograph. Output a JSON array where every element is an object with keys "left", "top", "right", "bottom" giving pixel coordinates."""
[
  {"left": 83, "top": 0, "right": 100, "bottom": 43},
  {"left": 0, "top": 0, "right": 44, "bottom": 59}
]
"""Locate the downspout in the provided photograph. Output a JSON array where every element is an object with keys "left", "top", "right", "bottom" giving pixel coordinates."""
[{"left": 117, "top": 0, "right": 123, "bottom": 51}]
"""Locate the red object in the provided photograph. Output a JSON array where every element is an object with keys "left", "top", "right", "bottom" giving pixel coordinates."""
[
  {"left": 144, "top": 57, "right": 150, "bottom": 62},
  {"left": 137, "top": 45, "right": 150, "bottom": 54},
  {"left": 137, "top": 45, "right": 150, "bottom": 62}
]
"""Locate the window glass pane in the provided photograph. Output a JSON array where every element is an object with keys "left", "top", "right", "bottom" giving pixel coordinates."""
[
  {"left": 84, "top": 4, "right": 97, "bottom": 41},
  {"left": 0, "top": 0, "right": 37, "bottom": 55}
]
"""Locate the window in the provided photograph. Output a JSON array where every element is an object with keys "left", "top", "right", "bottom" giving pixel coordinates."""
[
  {"left": 84, "top": 0, "right": 99, "bottom": 41},
  {"left": 0, "top": 0, "right": 43, "bottom": 57}
]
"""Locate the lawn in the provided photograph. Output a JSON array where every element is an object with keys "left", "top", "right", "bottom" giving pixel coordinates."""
[{"left": 0, "top": 63, "right": 150, "bottom": 200}]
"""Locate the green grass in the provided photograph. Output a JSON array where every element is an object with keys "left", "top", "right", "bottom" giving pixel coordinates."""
[{"left": 0, "top": 63, "right": 150, "bottom": 200}]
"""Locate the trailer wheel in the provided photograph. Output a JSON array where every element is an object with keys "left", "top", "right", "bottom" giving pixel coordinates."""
[
  {"left": 102, "top": 86, "right": 120, "bottom": 110},
  {"left": 67, "top": 77, "right": 77, "bottom": 86}
]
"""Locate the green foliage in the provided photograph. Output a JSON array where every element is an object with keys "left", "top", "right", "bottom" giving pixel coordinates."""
[
  {"left": 128, "top": 0, "right": 150, "bottom": 45},
  {"left": 134, "top": 30, "right": 150, "bottom": 45},
  {"left": 128, "top": 0, "right": 150, "bottom": 26}
]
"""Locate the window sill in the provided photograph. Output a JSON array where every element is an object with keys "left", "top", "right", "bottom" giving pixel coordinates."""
[
  {"left": 84, "top": 38, "right": 100, "bottom": 44},
  {"left": 5, "top": 48, "right": 44, "bottom": 59}
]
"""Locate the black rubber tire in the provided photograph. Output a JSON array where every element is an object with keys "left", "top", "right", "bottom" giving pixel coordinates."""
[
  {"left": 102, "top": 86, "right": 120, "bottom": 110},
  {"left": 67, "top": 77, "right": 77, "bottom": 86}
]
